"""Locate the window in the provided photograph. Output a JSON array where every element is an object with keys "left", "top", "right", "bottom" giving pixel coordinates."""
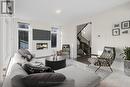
[
  {"left": 51, "top": 33, "right": 57, "bottom": 48},
  {"left": 18, "top": 22, "right": 29, "bottom": 29},
  {"left": 18, "top": 22, "right": 29, "bottom": 49},
  {"left": 51, "top": 27, "right": 58, "bottom": 48},
  {"left": 18, "top": 30, "right": 28, "bottom": 49}
]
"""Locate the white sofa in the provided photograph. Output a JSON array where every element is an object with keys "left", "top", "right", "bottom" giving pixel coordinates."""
[
  {"left": 3, "top": 62, "right": 101, "bottom": 87},
  {"left": 3, "top": 50, "right": 101, "bottom": 87}
]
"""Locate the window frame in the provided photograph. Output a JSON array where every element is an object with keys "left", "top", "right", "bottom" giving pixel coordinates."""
[{"left": 17, "top": 22, "right": 31, "bottom": 50}]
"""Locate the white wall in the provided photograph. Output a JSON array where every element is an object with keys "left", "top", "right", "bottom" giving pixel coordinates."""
[
  {"left": 91, "top": 2, "right": 130, "bottom": 58},
  {"left": 0, "top": 17, "right": 3, "bottom": 81},
  {"left": 0, "top": 17, "right": 16, "bottom": 80},
  {"left": 62, "top": 18, "right": 91, "bottom": 59},
  {"left": 0, "top": 0, "right": 16, "bottom": 79},
  {"left": 61, "top": 24, "right": 77, "bottom": 59},
  {"left": 62, "top": 2, "right": 130, "bottom": 60}
]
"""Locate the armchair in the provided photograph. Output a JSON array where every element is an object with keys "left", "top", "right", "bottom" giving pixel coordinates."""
[{"left": 92, "top": 46, "right": 116, "bottom": 72}]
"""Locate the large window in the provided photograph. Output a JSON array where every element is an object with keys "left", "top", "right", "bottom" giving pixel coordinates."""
[
  {"left": 18, "top": 30, "right": 28, "bottom": 49},
  {"left": 51, "top": 33, "right": 57, "bottom": 48},
  {"left": 18, "top": 22, "right": 29, "bottom": 49},
  {"left": 51, "top": 27, "right": 58, "bottom": 48}
]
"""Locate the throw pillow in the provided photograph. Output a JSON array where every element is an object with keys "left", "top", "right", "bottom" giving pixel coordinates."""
[
  {"left": 23, "top": 63, "right": 54, "bottom": 74},
  {"left": 22, "top": 73, "right": 66, "bottom": 87},
  {"left": 25, "top": 54, "right": 32, "bottom": 61},
  {"left": 18, "top": 49, "right": 33, "bottom": 61}
]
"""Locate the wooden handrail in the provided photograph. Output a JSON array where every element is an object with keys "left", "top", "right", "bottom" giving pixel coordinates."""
[{"left": 77, "top": 22, "right": 92, "bottom": 36}]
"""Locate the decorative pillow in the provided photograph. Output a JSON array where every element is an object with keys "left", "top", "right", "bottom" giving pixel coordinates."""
[
  {"left": 11, "top": 75, "right": 26, "bottom": 87},
  {"left": 22, "top": 73, "right": 66, "bottom": 87},
  {"left": 25, "top": 54, "right": 32, "bottom": 61},
  {"left": 23, "top": 63, "right": 54, "bottom": 74},
  {"left": 18, "top": 49, "right": 33, "bottom": 61}
]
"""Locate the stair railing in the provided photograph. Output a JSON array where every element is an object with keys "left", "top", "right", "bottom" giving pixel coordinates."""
[
  {"left": 77, "top": 22, "right": 92, "bottom": 36},
  {"left": 77, "top": 22, "right": 92, "bottom": 57},
  {"left": 78, "top": 34, "right": 90, "bottom": 46}
]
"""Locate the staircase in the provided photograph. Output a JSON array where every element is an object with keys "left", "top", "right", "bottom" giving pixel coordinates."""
[{"left": 77, "top": 22, "right": 91, "bottom": 58}]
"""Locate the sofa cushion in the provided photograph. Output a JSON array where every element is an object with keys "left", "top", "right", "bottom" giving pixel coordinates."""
[
  {"left": 23, "top": 63, "right": 54, "bottom": 74},
  {"left": 11, "top": 75, "right": 26, "bottom": 87},
  {"left": 22, "top": 73, "right": 66, "bottom": 87}
]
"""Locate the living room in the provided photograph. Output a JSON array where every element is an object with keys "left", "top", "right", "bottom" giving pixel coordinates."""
[{"left": 0, "top": 0, "right": 130, "bottom": 87}]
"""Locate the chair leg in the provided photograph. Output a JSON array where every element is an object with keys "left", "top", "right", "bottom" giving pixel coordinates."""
[
  {"left": 106, "top": 60, "right": 113, "bottom": 72},
  {"left": 95, "top": 66, "right": 101, "bottom": 72},
  {"left": 109, "top": 66, "right": 113, "bottom": 72}
]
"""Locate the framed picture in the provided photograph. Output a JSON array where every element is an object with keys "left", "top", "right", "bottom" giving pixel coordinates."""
[
  {"left": 121, "top": 21, "right": 130, "bottom": 29},
  {"left": 122, "top": 30, "right": 128, "bottom": 34},
  {"left": 1, "top": 1, "right": 14, "bottom": 14},
  {"left": 112, "top": 28, "right": 120, "bottom": 36}
]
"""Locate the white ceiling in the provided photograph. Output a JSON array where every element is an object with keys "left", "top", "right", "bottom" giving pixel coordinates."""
[{"left": 15, "top": 0, "right": 130, "bottom": 25}]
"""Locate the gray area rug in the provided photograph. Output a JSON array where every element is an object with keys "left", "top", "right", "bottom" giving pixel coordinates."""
[
  {"left": 87, "top": 65, "right": 112, "bottom": 80},
  {"left": 32, "top": 58, "right": 112, "bottom": 80},
  {"left": 69, "top": 60, "right": 112, "bottom": 80}
]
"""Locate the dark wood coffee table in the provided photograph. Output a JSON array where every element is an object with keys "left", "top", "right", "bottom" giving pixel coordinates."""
[{"left": 45, "top": 56, "right": 66, "bottom": 70}]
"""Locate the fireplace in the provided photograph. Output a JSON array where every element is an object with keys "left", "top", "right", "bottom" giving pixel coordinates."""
[{"left": 36, "top": 43, "right": 48, "bottom": 50}]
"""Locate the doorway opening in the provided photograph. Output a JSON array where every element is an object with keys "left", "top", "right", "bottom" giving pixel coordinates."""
[{"left": 77, "top": 22, "right": 92, "bottom": 64}]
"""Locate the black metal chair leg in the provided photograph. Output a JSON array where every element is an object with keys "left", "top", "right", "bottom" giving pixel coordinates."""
[
  {"left": 95, "top": 66, "right": 101, "bottom": 72},
  {"left": 109, "top": 66, "right": 113, "bottom": 72}
]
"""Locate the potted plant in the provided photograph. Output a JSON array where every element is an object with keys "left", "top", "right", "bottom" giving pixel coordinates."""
[{"left": 122, "top": 47, "right": 130, "bottom": 76}]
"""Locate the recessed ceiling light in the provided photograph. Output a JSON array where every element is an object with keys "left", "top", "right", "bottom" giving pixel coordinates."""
[{"left": 56, "top": 10, "right": 62, "bottom": 14}]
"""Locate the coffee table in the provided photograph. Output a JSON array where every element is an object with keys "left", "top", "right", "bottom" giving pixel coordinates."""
[{"left": 45, "top": 56, "right": 66, "bottom": 70}]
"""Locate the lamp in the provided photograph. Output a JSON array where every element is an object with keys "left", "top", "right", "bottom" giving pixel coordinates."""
[{"left": 1, "top": 0, "right": 14, "bottom": 15}]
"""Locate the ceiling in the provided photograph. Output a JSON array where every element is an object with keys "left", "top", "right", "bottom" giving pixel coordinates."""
[{"left": 15, "top": 0, "right": 130, "bottom": 25}]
